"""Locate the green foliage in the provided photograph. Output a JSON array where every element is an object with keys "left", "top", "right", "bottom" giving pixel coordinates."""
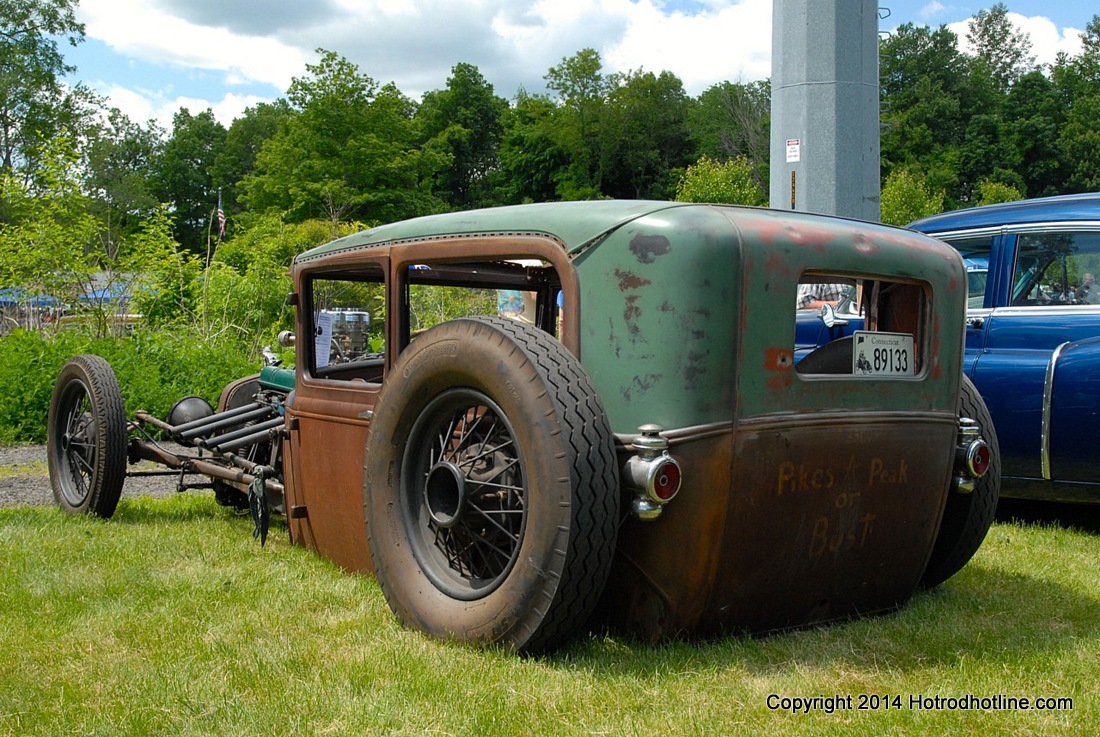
[
  {"left": 210, "top": 99, "right": 292, "bottom": 215},
  {"left": 417, "top": 63, "right": 508, "bottom": 209},
  {"left": 600, "top": 69, "right": 694, "bottom": 200},
  {"left": 0, "top": 136, "right": 155, "bottom": 338},
  {"left": 966, "top": 2, "right": 1036, "bottom": 93},
  {"left": 0, "top": 327, "right": 256, "bottom": 444},
  {"left": 243, "top": 49, "right": 446, "bottom": 224},
  {"left": 675, "top": 155, "right": 767, "bottom": 206},
  {"left": 689, "top": 80, "right": 770, "bottom": 191},
  {"left": 495, "top": 92, "right": 567, "bottom": 204},
  {"left": 975, "top": 179, "right": 1023, "bottom": 207},
  {"left": 149, "top": 108, "right": 227, "bottom": 254},
  {"left": 880, "top": 168, "right": 945, "bottom": 226},
  {"left": 214, "top": 213, "right": 362, "bottom": 273},
  {"left": 407, "top": 285, "right": 496, "bottom": 332},
  {"left": 0, "top": 0, "right": 97, "bottom": 186},
  {"left": 81, "top": 108, "right": 163, "bottom": 248}
]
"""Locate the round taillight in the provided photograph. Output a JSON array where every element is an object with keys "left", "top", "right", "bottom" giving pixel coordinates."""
[
  {"left": 652, "top": 459, "right": 681, "bottom": 501},
  {"left": 967, "top": 440, "right": 990, "bottom": 478}
]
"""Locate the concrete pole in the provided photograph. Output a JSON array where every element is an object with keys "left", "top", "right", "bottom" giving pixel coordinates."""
[{"left": 770, "top": 0, "right": 881, "bottom": 222}]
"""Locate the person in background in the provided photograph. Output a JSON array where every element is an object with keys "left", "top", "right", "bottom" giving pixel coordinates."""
[
  {"left": 1076, "top": 272, "right": 1099, "bottom": 304},
  {"left": 797, "top": 282, "right": 849, "bottom": 310}
]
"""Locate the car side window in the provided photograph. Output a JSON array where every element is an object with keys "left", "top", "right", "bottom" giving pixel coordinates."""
[
  {"left": 942, "top": 236, "right": 992, "bottom": 309},
  {"left": 402, "top": 259, "right": 562, "bottom": 350},
  {"left": 307, "top": 268, "right": 386, "bottom": 382},
  {"left": 1011, "top": 232, "right": 1100, "bottom": 307}
]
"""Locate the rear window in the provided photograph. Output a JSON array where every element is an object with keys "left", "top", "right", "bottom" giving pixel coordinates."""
[{"left": 796, "top": 273, "right": 930, "bottom": 377}]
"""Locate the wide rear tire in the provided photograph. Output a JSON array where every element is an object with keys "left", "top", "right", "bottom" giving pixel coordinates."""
[
  {"left": 47, "top": 355, "right": 127, "bottom": 517},
  {"left": 921, "top": 374, "right": 1000, "bottom": 588},
  {"left": 364, "top": 317, "right": 619, "bottom": 652}
]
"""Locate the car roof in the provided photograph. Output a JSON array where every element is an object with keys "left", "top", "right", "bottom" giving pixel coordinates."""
[
  {"left": 296, "top": 200, "right": 693, "bottom": 262},
  {"left": 908, "top": 192, "right": 1100, "bottom": 234}
]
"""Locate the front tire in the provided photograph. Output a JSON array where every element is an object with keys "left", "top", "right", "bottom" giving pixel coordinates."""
[
  {"left": 47, "top": 355, "right": 127, "bottom": 517},
  {"left": 921, "top": 374, "right": 1000, "bottom": 588},
  {"left": 364, "top": 317, "right": 619, "bottom": 652}
]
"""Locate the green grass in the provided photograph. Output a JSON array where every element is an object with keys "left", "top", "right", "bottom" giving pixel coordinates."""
[{"left": 1, "top": 495, "right": 1095, "bottom": 736}]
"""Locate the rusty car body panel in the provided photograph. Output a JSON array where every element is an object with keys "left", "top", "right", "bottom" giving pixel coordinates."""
[{"left": 282, "top": 201, "right": 977, "bottom": 637}]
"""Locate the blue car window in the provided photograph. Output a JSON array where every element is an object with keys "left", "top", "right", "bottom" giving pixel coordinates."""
[
  {"left": 943, "top": 236, "right": 992, "bottom": 308},
  {"left": 1012, "top": 233, "right": 1100, "bottom": 306}
]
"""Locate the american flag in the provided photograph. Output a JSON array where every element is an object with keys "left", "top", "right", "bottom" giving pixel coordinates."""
[{"left": 216, "top": 192, "right": 226, "bottom": 240}]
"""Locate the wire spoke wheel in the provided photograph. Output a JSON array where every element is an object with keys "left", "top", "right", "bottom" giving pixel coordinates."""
[
  {"left": 365, "top": 317, "right": 619, "bottom": 652},
  {"left": 55, "top": 382, "right": 98, "bottom": 507},
  {"left": 404, "top": 390, "right": 527, "bottom": 599},
  {"left": 47, "top": 355, "right": 127, "bottom": 517}
]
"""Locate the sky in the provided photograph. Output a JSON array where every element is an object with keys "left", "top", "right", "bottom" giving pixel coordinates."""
[{"left": 62, "top": 0, "right": 1096, "bottom": 130}]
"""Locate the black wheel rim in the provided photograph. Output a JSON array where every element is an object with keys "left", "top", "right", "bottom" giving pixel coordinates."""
[
  {"left": 401, "top": 388, "right": 527, "bottom": 600},
  {"left": 54, "top": 379, "right": 97, "bottom": 507}
]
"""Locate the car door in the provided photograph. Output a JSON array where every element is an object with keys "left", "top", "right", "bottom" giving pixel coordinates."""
[
  {"left": 284, "top": 264, "right": 387, "bottom": 573},
  {"left": 968, "top": 229, "right": 1100, "bottom": 484}
]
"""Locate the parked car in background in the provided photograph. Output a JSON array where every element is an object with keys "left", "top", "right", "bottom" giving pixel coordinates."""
[{"left": 909, "top": 192, "right": 1100, "bottom": 504}]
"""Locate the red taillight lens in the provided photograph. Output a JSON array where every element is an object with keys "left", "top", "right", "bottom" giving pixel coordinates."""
[
  {"left": 967, "top": 441, "right": 990, "bottom": 478},
  {"left": 652, "top": 459, "right": 681, "bottom": 501}
]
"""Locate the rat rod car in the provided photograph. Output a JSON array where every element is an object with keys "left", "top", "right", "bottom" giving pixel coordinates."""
[{"left": 48, "top": 201, "right": 997, "bottom": 652}]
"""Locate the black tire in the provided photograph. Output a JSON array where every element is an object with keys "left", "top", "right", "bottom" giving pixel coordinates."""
[
  {"left": 921, "top": 374, "right": 1001, "bottom": 588},
  {"left": 364, "top": 316, "right": 619, "bottom": 652},
  {"left": 47, "top": 355, "right": 128, "bottom": 517}
]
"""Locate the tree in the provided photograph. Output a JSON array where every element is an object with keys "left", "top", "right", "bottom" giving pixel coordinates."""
[
  {"left": 417, "top": 63, "right": 507, "bottom": 209},
  {"left": 544, "top": 48, "right": 609, "bottom": 198},
  {"left": 879, "top": 169, "right": 944, "bottom": 226},
  {"left": 211, "top": 99, "right": 291, "bottom": 216},
  {"left": 689, "top": 80, "right": 770, "bottom": 191},
  {"left": 1002, "top": 71, "right": 1065, "bottom": 197},
  {"left": 150, "top": 108, "right": 228, "bottom": 255},
  {"left": 967, "top": 3, "right": 1036, "bottom": 93},
  {"left": 0, "top": 136, "right": 174, "bottom": 337},
  {"left": 0, "top": 0, "right": 98, "bottom": 191},
  {"left": 879, "top": 23, "right": 972, "bottom": 197},
  {"left": 975, "top": 179, "right": 1023, "bottom": 206},
  {"left": 1053, "top": 15, "right": 1100, "bottom": 193},
  {"left": 0, "top": 0, "right": 80, "bottom": 173},
  {"left": 495, "top": 91, "right": 568, "bottom": 204},
  {"left": 674, "top": 155, "right": 766, "bottom": 206},
  {"left": 82, "top": 108, "right": 164, "bottom": 257},
  {"left": 600, "top": 69, "right": 693, "bottom": 199},
  {"left": 243, "top": 49, "right": 445, "bottom": 224}
]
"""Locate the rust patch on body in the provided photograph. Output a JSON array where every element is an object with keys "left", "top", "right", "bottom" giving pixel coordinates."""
[
  {"left": 630, "top": 234, "right": 671, "bottom": 264},
  {"left": 615, "top": 269, "right": 652, "bottom": 291},
  {"left": 764, "top": 346, "right": 794, "bottom": 392},
  {"left": 624, "top": 295, "right": 642, "bottom": 339}
]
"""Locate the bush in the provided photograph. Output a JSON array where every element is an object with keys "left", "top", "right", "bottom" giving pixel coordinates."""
[
  {"left": 0, "top": 328, "right": 259, "bottom": 445},
  {"left": 675, "top": 155, "right": 767, "bottom": 206}
]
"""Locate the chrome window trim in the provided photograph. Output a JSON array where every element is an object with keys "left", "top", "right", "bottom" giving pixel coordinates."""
[{"left": 930, "top": 222, "right": 1100, "bottom": 241}]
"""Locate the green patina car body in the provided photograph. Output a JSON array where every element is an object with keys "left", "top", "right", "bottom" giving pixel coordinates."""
[
  {"left": 48, "top": 200, "right": 998, "bottom": 652},
  {"left": 279, "top": 201, "right": 993, "bottom": 646}
]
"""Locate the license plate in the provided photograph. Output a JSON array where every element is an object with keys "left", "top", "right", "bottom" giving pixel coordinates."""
[{"left": 853, "top": 331, "right": 915, "bottom": 376}]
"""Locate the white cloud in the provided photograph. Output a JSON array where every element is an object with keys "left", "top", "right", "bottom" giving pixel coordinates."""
[
  {"left": 93, "top": 83, "right": 269, "bottom": 130},
  {"left": 78, "top": 0, "right": 308, "bottom": 92},
  {"left": 604, "top": 0, "right": 771, "bottom": 89}
]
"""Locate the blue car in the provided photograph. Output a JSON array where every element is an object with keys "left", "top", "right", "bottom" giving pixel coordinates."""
[{"left": 909, "top": 193, "right": 1100, "bottom": 504}]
